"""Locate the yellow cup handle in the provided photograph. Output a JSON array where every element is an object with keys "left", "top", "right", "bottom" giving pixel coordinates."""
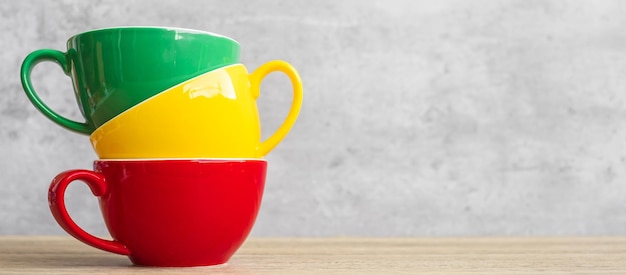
[{"left": 249, "top": 60, "right": 303, "bottom": 156}]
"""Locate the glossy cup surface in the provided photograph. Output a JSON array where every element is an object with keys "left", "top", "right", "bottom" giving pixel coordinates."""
[
  {"left": 48, "top": 159, "right": 267, "bottom": 267},
  {"left": 21, "top": 26, "right": 240, "bottom": 134},
  {"left": 90, "top": 61, "right": 302, "bottom": 159}
]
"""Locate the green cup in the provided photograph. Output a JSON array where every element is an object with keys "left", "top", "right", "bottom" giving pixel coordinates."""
[{"left": 21, "top": 27, "right": 240, "bottom": 135}]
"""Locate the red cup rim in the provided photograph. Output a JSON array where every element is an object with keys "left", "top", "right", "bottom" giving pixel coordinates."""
[{"left": 94, "top": 158, "right": 266, "bottom": 163}]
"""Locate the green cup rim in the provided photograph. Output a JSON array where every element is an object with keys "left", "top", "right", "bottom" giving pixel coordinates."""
[{"left": 68, "top": 26, "right": 239, "bottom": 45}]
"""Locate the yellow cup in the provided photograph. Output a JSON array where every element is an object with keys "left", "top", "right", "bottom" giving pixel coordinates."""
[{"left": 89, "top": 61, "right": 302, "bottom": 159}]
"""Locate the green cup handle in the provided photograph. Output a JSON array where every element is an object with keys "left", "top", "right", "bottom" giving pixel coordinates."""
[
  {"left": 250, "top": 60, "right": 303, "bottom": 156},
  {"left": 20, "top": 49, "right": 94, "bottom": 135}
]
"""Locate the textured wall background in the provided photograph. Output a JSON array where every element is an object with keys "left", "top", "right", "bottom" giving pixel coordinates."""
[{"left": 2, "top": 0, "right": 626, "bottom": 236}]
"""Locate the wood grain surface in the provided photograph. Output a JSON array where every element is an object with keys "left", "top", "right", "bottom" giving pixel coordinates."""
[{"left": 0, "top": 236, "right": 625, "bottom": 274}]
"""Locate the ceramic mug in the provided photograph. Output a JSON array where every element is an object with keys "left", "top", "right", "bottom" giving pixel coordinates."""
[
  {"left": 48, "top": 159, "right": 267, "bottom": 267},
  {"left": 21, "top": 27, "right": 240, "bottom": 135},
  {"left": 90, "top": 61, "right": 303, "bottom": 159}
]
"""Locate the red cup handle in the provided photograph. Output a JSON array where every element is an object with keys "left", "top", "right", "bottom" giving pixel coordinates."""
[{"left": 48, "top": 170, "right": 130, "bottom": 255}]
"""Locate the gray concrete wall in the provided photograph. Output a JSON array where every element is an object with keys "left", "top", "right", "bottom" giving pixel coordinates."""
[{"left": 2, "top": 0, "right": 626, "bottom": 236}]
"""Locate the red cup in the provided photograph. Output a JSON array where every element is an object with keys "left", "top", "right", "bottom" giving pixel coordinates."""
[{"left": 48, "top": 159, "right": 267, "bottom": 267}]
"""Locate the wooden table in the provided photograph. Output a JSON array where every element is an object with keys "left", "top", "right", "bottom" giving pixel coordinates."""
[{"left": 1, "top": 236, "right": 625, "bottom": 274}]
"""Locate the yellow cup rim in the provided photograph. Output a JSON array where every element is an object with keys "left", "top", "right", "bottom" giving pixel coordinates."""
[{"left": 91, "top": 63, "right": 244, "bottom": 135}]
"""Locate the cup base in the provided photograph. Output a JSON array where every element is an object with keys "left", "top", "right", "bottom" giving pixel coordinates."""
[{"left": 129, "top": 255, "right": 230, "bottom": 267}]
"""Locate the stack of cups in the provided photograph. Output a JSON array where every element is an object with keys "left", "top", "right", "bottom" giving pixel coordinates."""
[{"left": 20, "top": 27, "right": 302, "bottom": 267}]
